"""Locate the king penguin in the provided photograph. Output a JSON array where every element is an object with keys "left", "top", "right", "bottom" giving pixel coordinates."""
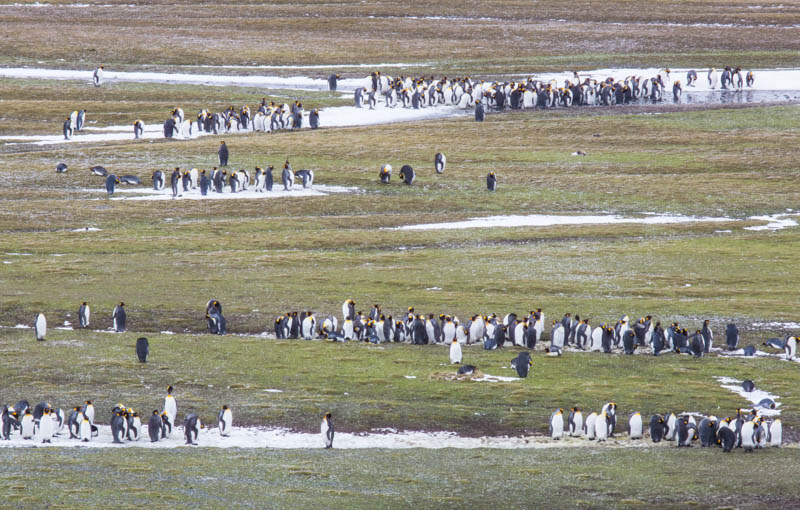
[
  {"left": 549, "top": 408, "right": 564, "bottom": 440},
  {"left": 78, "top": 301, "right": 90, "bottom": 327},
  {"left": 568, "top": 408, "right": 583, "bottom": 437},
  {"left": 112, "top": 302, "right": 126, "bottom": 332},
  {"left": 399, "top": 165, "right": 415, "bottom": 185},
  {"left": 184, "top": 413, "right": 202, "bottom": 445},
  {"left": 629, "top": 412, "right": 643, "bottom": 439},
  {"left": 39, "top": 407, "right": 53, "bottom": 443},
  {"left": 486, "top": 171, "right": 497, "bottom": 191},
  {"left": 164, "top": 385, "right": 177, "bottom": 424},
  {"left": 218, "top": 405, "right": 232, "bottom": 437},
  {"left": 449, "top": 338, "right": 462, "bottom": 364},
  {"left": 218, "top": 141, "right": 229, "bottom": 166},
  {"left": 105, "top": 174, "right": 119, "bottom": 196},
  {"left": 34, "top": 313, "right": 46, "bottom": 341},
  {"left": 78, "top": 415, "right": 93, "bottom": 442},
  {"left": 379, "top": 164, "right": 392, "bottom": 184},
  {"left": 148, "top": 410, "right": 162, "bottom": 442},
  {"left": 434, "top": 152, "right": 446, "bottom": 174},
  {"left": 136, "top": 337, "right": 149, "bottom": 362},
  {"left": 21, "top": 409, "right": 35, "bottom": 439},
  {"left": 321, "top": 412, "right": 334, "bottom": 448},
  {"left": 56, "top": 162, "right": 68, "bottom": 173},
  {"left": 649, "top": 414, "right": 665, "bottom": 443}
]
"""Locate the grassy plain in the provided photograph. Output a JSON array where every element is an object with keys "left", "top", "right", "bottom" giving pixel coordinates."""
[{"left": 2, "top": 1, "right": 800, "bottom": 508}]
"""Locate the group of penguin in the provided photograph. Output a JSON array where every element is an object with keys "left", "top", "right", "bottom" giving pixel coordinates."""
[
  {"left": 340, "top": 67, "right": 756, "bottom": 121},
  {"left": 74, "top": 148, "right": 313, "bottom": 197},
  {"left": 546, "top": 397, "right": 781, "bottom": 452},
  {"left": 152, "top": 156, "right": 314, "bottom": 198},
  {"left": 33, "top": 302, "right": 126, "bottom": 341},
  {"left": 61, "top": 109, "right": 87, "bottom": 140},
  {"left": 1, "top": 387, "right": 227, "bottom": 446},
  {"left": 160, "top": 101, "right": 321, "bottom": 140},
  {"left": 1, "top": 386, "right": 336, "bottom": 449},
  {"left": 378, "top": 153, "right": 496, "bottom": 191},
  {"left": 274, "top": 303, "right": 799, "bottom": 361}
]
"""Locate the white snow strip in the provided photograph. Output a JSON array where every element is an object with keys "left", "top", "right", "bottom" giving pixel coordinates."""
[
  {"left": 71, "top": 227, "right": 101, "bottom": 232},
  {"left": 0, "top": 424, "right": 650, "bottom": 450},
  {"left": 1, "top": 104, "right": 461, "bottom": 146},
  {"left": 262, "top": 389, "right": 283, "bottom": 393},
  {"left": 404, "top": 375, "right": 417, "bottom": 379},
  {"left": 2, "top": 66, "right": 800, "bottom": 93},
  {"left": 106, "top": 184, "right": 357, "bottom": 202},
  {"left": 753, "top": 321, "right": 800, "bottom": 329},
  {"left": 744, "top": 213, "right": 800, "bottom": 231},
  {"left": 715, "top": 376, "right": 781, "bottom": 416},
  {"left": 472, "top": 374, "right": 520, "bottom": 382},
  {"left": 391, "top": 214, "right": 734, "bottom": 231}
]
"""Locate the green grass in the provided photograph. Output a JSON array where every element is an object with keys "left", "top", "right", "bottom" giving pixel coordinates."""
[
  {"left": 2, "top": 3, "right": 800, "bottom": 506},
  {"left": 0, "top": 328, "right": 796, "bottom": 435},
  {"left": 1, "top": 446, "right": 798, "bottom": 509}
]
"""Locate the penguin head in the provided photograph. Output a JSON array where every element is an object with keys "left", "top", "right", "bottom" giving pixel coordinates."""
[
  {"left": 85, "top": 400, "right": 92, "bottom": 405},
  {"left": 152, "top": 410, "right": 159, "bottom": 416},
  {"left": 167, "top": 385, "right": 173, "bottom": 394},
  {"left": 325, "top": 412, "right": 332, "bottom": 420}
]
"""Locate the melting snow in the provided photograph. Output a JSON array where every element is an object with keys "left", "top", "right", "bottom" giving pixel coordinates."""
[
  {"left": 106, "top": 184, "right": 357, "bottom": 201},
  {"left": 391, "top": 214, "right": 733, "bottom": 231},
  {"left": 715, "top": 376, "right": 782, "bottom": 416}
]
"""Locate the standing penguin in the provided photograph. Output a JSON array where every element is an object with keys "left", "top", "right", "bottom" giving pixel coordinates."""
[
  {"left": 170, "top": 167, "right": 181, "bottom": 197},
  {"left": 486, "top": 171, "right": 497, "bottom": 191},
  {"left": 568, "top": 408, "right": 583, "bottom": 437},
  {"left": 92, "top": 65, "right": 104, "bottom": 86},
  {"left": 136, "top": 337, "right": 149, "bottom": 362},
  {"left": 449, "top": 338, "right": 462, "bottom": 364},
  {"left": 39, "top": 407, "right": 53, "bottom": 443},
  {"left": 321, "top": 412, "right": 334, "bottom": 449},
  {"left": 725, "top": 323, "right": 739, "bottom": 350},
  {"left": 112, "top": 302, "right": 126, "bottom": 332},
  {"left": 148, "top": 410, "right": 162, "bottom": 442},
  {"left": 133, "top": 119, "right": 144, "bottom": 139},
  {"left": 309, "top": 109, "right": 320, "bottom": 129},
  {"left": 164, "top": 385, "right": 177, "bottom": 423},
  {"left": 434, "top": 152, "right": 446, "bottom": 174},
  {"left": 34, "top": 313, "right": 46, "bottom": 341},
  {"left": 218, "top": 141, "right": 229, "bottom": 166},
  {"left": 629, "top": 412, "right": 643, "bottom": 439},
  {"left": 76, "top": 109, "right": 86, "bottom": 131},
  {"left": 218, "top": 405, "right": 232, "bottom": 437},
  {"left": 511, "top": 351, "right": 532, "bottom": 378},
  {"left": 199, "top": 170, "right": 210, "bottom": 196},
  {"left": 79, "top": 415, "right": 93, "bottom": 442},
  {"left": 342, "top": 299, "right": 355, "bottom": 323},
  {"left": 474, "top": 100, "right": 485, "bottom": 122},
  {"left": 128, "top": 410, "right": 141, "bottom": 441},
  {"left": 549, "top": 409, "right": 564, "bottom": 440},
  {"left": 78, "top": 302, "right": 90, "bottom": 327},
  {"left": 698, "top": 418, "right": 717, "bottom": 447},
  {"left": 105, "top": 174, "right": 119, "bottom": 196},
  {"left": 2, "top": 406, "right": 19, "bottom": 440},
  {"left": 399, "top": 165, "right": 415, "bottom": 185},
  {"left": 82, "top": 400, "right": 95, "bottom": 425},
  {"left": 281, "top": 161, "right": 294, "bottom": 191},
  {"left": 152, "top": 170, "right": 165, "bottom": 190},
  {"left": 354, "top": 87, "right": 365, "bottom": 108},
  {"left": 184, "top": 414, "right": 202, "bottom": 445},
  {"left": 701, "top": 320, "right": 713, "bottom": 353},
  {"left": 63, "top": 117, "right": 73, "bottom": 140},
  {"left": 111, "top": 410, "right": 126, "bottom": 443},
  {"left": 20, "top": 409, "right": 35, "bottom": 439},
  {"left": 649, "top": 414, "right": 665, "bottom": 443},
  {"left": 595, "top": 411, "right": 609, "bottom": 442},
  {"left": 328, "top": 73, "right": 340, "bottom": 91}
]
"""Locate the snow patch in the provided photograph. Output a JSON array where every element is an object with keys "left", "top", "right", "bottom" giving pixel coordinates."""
[
  {"left": 472, "top": 374, "right": 521, "bottom": 383},
  {"left": 391, "top": 214, "right": 733, "bottom": 231},
  {"left": 0, "top": 424, "right": 643, "bottom": 450},
  {"left": 744, "top": 213, "right": 800, "bottom": 231},
  {"left": 715, "top": 376, "right": 782, "bottom": 416},
  {"left": 107, "top": 184, "right": 357, "bottom": 201}
]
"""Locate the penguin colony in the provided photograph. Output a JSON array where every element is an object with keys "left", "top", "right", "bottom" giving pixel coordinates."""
[
  {"left": 81, "top": 158, "right": 316, "bottom": 197},
  {"left": 547, "top": 401, "right": 781, "bottom": 452},
  {"left": 32, "top": 301, "right": 800, "bottom": 363},
  {"left": 65, "top": 65, "right": 756, "bottom": 142},
  {"left": 274, "top": 305, "right": 799, "bottom": 363},
  {"left": 1, "top": 388, "right": 336, "bottom": 448}
]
